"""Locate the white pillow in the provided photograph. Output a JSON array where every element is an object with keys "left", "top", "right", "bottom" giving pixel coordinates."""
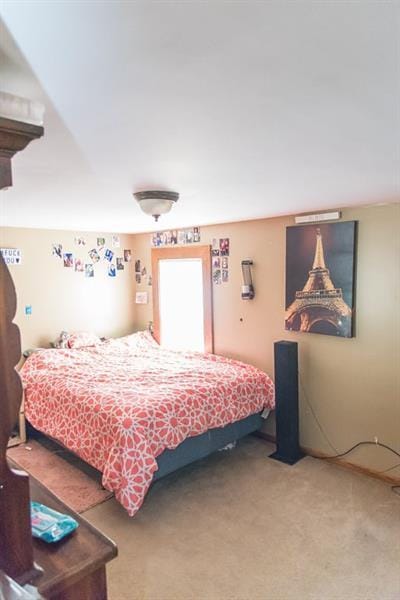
[{"left": 67, "top": 331, "right": 101, "bottom": 349}]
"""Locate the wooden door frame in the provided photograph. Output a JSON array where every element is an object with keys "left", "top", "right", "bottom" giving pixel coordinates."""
[{"left": 151, "top": 245, "right": 214, "bottom": 353}]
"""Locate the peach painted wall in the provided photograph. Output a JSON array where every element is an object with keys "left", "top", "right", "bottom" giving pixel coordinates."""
[
  {"left": 0, "top": 227, "right": 136, "bottom": 349},
  {"left": 1, "top": 204, "right": 398, "bottom": 476},
  {"left": 132, "top": 203, "right": 400, "bottom": 475}
]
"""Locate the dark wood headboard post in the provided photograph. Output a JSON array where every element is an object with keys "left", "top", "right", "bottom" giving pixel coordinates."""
[
  {"left": 0, "top": 255, "right": 39, "bottom": 582},
  {"left": 0, "top": 117, "right": 44, "bottom": 189},
  {"left": 0, "top": 113, "right": 44, "bottom": 581}
]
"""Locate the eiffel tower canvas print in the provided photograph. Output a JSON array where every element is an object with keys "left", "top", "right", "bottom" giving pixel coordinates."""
[{"left": 285, "top": 221, "right": 357, "bottom": 337}]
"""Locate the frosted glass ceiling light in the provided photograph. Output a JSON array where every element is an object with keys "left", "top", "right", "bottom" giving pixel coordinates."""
[{"left": 134, "top": 190, "right": 179, "bottom": 222}]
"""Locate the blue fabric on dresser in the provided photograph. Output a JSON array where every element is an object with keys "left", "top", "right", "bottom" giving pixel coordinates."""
[{"left": 153, "top": 412, "right": 263, "bottom": 481}]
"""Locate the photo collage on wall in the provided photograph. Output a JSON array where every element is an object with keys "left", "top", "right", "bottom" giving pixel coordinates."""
[
  {"left": 134, "top": 259, "right": 152, "bottom": 286},
  {"left": 51, "top": 234, "right": 132, "bottom": 279},
  {"left": 212, "top": 238, "right": 230, "bottom": 285},
  {"left": 151, "top": 227, "right": 200, "bottom": 247}
]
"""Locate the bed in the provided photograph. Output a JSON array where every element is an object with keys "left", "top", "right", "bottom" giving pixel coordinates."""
[{"left": 20, "top": 331, "right": 275, "bottom": 516}]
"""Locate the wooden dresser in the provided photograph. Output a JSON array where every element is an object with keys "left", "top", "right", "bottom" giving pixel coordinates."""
[{"left": 24, "top": 462, "right": 117, "bottom": 600}]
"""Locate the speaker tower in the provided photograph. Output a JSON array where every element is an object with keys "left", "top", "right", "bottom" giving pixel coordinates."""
[{"left": 269, "top": 340, "right": 304, "bottom": 465}]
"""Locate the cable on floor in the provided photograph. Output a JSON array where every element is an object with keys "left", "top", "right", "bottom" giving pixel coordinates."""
[
  {"left": 298, "top": 370, "right": 400, "bottom": 472},
  {"left": 309, "top": 440, "right": 400, "bottom": 461}
]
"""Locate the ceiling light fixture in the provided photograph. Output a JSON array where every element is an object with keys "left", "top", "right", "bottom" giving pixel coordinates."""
[{"left": 134, "top": 190, "right": 179, "bottom": 222}]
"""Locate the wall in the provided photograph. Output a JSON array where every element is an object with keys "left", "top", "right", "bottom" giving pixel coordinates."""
[
  {"left": 0, "top": 227, "right": 136, "bottom": 350},
  {"left": 132, "top": 203, "right": 400, "bottom": 475}
]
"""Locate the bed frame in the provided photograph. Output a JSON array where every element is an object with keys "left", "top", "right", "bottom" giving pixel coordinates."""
[
  {"left": 26, "top": 410, "right": 266, "bottom": 489},
  {"left": 154, "top": 412, "right": 265, "bottom": 480},
  {"left": 21, "top": 349, "right": 269, "bottom": 488}
]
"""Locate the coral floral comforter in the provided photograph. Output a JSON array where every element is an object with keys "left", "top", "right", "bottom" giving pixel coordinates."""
[{"left": 21, "top": 331, "right": 275, "bottom": 516}]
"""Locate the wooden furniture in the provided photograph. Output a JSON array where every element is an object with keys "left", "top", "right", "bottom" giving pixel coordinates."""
[
  {"left": 7, "top": 457, "right": 117, "bottom": 600},
  {"left": 0, "top": 254, "right": 37, "bottom": 583},
  {"left": 0, "top": 569, "right": 43, "bottom": 599},
  {"left": 0, "top": 116, "right": 43, "bottom": 189},
  {"left": 0, "top": 108, "right": 44, "bottom": 588}
]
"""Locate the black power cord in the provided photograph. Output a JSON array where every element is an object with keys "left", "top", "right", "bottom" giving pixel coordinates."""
[
  {"left": 298, "top": 371, "right": 400, "bottom": 487},
  {"left": 311, "top": 440, "right": 400, "bottom": 461}
]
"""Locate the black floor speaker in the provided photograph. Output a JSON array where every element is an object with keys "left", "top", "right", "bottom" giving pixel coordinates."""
[{"left": 269, "top": 340, "right": 304, "bottom": 465}]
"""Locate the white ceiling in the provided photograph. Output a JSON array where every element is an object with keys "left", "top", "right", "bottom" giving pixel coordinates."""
[{"left": 0, "top": 1, "right": 399, "bottom": 233}]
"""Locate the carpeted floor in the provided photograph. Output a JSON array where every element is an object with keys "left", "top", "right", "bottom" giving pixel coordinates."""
[
  {"left": 83, "top": 437, "right": 400, "bottom": 600},
  {"left": 7, "top": 438, "right": 113, "bottom": 512}
]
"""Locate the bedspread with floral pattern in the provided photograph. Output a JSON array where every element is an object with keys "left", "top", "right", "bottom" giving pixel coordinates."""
[{"left": 21, "top": 331, "right": 275, "bottom": 516}]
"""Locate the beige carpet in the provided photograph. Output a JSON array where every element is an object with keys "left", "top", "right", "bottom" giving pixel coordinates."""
[
  {"left": 7, "top": 438, "right": 113, "bottom": 512},
  {"left": 84, "top": 437, "right": 400, "bottom": 600}
]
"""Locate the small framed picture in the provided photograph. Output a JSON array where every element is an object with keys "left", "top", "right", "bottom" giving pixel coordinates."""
[
  {"left": 213, "top": 257, "right": 221, "bottom": 269},
  {"left": 89, "top": 248, "right": 100, "bottom": 263},
  {"left": 135, "top": 291, "right": 148, "bottom": 304},
  {"left": 104, "top": 249, "right": 114, "bottom": 262},
  {"left": 74, "top": 258, "right": 84, "bottom": 272},
  {"left": 213, "top": 269, "right": 221, "bottom": 284},
  {"left": 63, "top": 253, "right": 74, "bottom": 267},
  {"left": 85, "top": 264, "right": 94, "bottom": 278},
  {"left": 220, "top": 238, "right": 229, "bottom": 256},
  {"left": 52, "top": 244, "right": 62, "bottom": 258}
]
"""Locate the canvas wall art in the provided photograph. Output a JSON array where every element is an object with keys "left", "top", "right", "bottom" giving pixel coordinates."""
[{"left": 285, "top": 221, "right": 356, "bottom": 338}]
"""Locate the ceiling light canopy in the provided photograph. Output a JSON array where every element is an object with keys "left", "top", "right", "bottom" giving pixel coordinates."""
[{"left": 134, "top": 190, "right": 179, "bottom": 222}]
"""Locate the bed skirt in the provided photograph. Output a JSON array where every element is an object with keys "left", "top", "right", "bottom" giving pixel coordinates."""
[{"left": 154, "top": 412, "right": 264, "bottom": 481}]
